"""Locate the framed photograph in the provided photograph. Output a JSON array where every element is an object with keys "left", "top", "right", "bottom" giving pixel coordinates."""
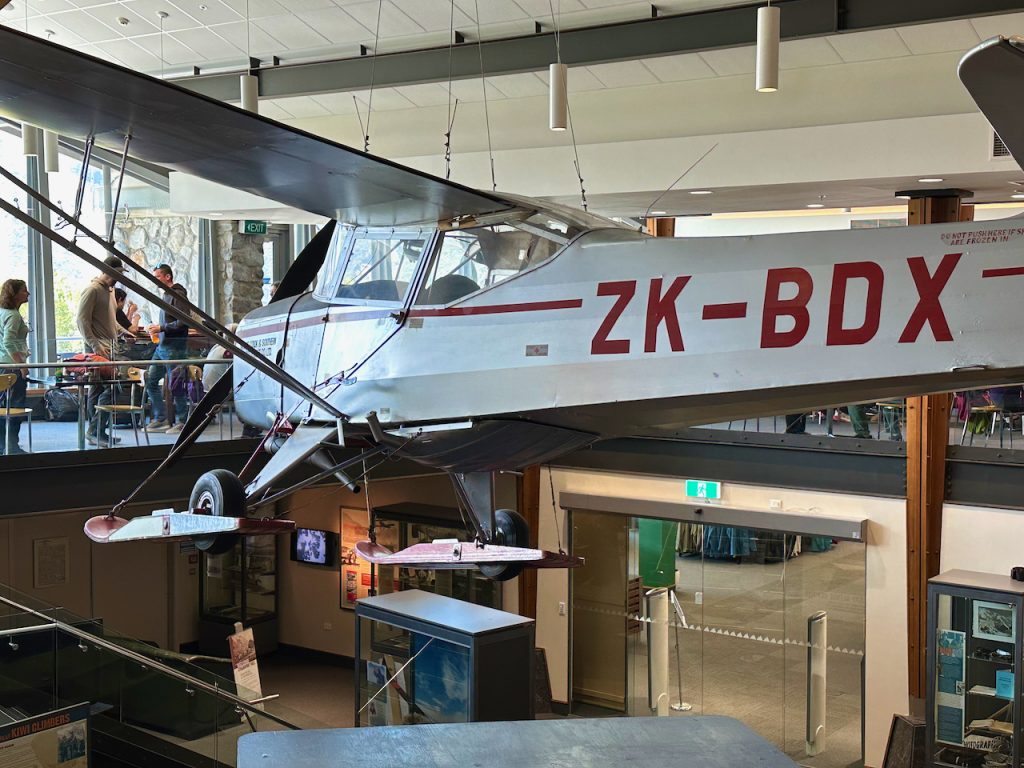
[
  {"left": 973, "top": 600, "right": 1017, "bottom": 644},
  {"left": 33, "top": 537, "right": 69, "bottom": 589}
]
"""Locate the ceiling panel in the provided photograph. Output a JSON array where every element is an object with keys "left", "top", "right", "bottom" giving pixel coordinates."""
[
  {"left": 209, "top": 19, "right": 285, "bottom": 55},
  {"left": 306, "top": 90, "right": 361, "bottom": 113},
  {"left": 77, "top": 41, "right": 126, "bottom": 64},
  {"left": 88, "top": 3, "right": 161, "bottom": 36},
  {"left": 24, "top": 17, "right": 87, "bottom": 46},
  {"left": 350, "top": 87, "right": 416, "bottom": 111},
  {"left": 344, "top": 1, "right": 422, "bottom": 38},
  {"left": 167, "top": 0, "right": 240, "bottom": 26},
  {"left": 47, "top": 8, "right": 119, "bottom": 41},
  {"left": 641, "top": 51, "right": 717, "bottom": 82},
  {"left": 699, "top": 46, "right": 755, "bottom": 76},
  {"left": 393, "top": 81, "right": 456, "bottom": 107},
  {"left": 257, "top": 100, "right": 294, "bottom": 120},
  {"left": 217, "top": 0, "right": 288, "bottom": 20},
  {"left": 779, "top": 37, "right": 842, "bottom": 69},
  {"left": 395, "top": 0, "right": 473, "bottom": 32},
  {"left": 294, "top": 7, "right": 372, "bottom": 44},
  {"left": 456, "top": 0, "right": 528, "bottom": 25},
  {"left": 826, "top": 28, "right": 911, "bottom": 63},
  {"left": 254, "top": 13, "right": 330, "bottom": 50},
  {"left": 97, "top": 37, "right": 162, "bottom": 68},
  {"left": 445, "top": 76, "right": 504, "bottom": 102},
  {"left": 62, "top": 0, "right": 119, "bottom": 7},
  {"left": 513, "top": 0, "right": 587, "bottom": 17},
  {"left": 969, "top": 12, "right": 1024, "bottom": 41},
  {"left": 27, "top": 0, "right": 78, "bottom": 15},
  {"left": 588, "top": 59, "right": 659, "bottom": 87},
  {"left": 171, "top": 25, "right": 242, "bottom": 58},
  {"left": 536, "top": 65, "right": 605, "bottom": 92},
  {"left": 487, "top": 71, "right": 547, "bottom": 97},
  {"left": 124, "top": 0, "right": 202, "bottom": 31},
  {"left": 132, "top": 31, "right": 204, "bottom": 64},
  {"left": 270, "top": 94, "right": 332, "bottom": 117},
  {"left": 896, "top": 19, "right": 980, "bottom": 55}
]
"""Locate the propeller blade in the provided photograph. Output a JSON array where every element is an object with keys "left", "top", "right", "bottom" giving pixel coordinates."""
[{"left": 270, "top": 221, "right": 338, "bottom": 303}]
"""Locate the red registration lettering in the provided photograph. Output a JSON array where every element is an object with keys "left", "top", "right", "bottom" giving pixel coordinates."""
[
  {"left": 898, "top": 253, "right": 960, "bottom": 343},
  {"left": 826, "top": 261, "right": 884, "bottom": 345},
  {"left": 644, "top": 276, "right": 690, "bottom": 353},
  {"left": 591, "top": 280, "right": 636, "bottom": 354},
  {"left": 760, "top": 268, "right": 813, "bottom": 348}
]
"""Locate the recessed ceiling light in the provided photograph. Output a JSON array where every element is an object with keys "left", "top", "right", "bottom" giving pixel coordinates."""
[
  {"left": 806, "top": 203, "right": 825, "bottom": 209},
  {"left": 650, "top": 210, "right": 667, "bottom": 215},
  {"left": 896, "top": 194, "right": 911, "bottom": 200},
  {"left": 918, "top": 177, "right": 944, "bottom": 183},
  {"left": 1012, "top": 194, "right": 1024, "bottom": 200},
  {"left": 689, "top": 190, "right": 713, "bottom": 195},
  {"left": 209, "top": 212, "right": 223, "bottom": 216}
]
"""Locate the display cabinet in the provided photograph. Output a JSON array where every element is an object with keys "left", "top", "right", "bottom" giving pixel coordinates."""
[
  {"left": 199, "top": 535, "right": 278, "bottom": 656},
  {"left": 370, "top": 503, "right": 502, "bottom": 609},
  {"left": 354, "top": 589, "right": 534, "bottom": 727},
  {"left": 927, "top": 570, "right": 1024, "bottom": 768}
]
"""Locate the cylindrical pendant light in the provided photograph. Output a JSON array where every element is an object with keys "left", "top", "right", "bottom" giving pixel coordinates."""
[
  {"left": 549, "top": 62, "right": 567, "bottom": 131},
  {"left": 240, "top": 73, "right": 259, "bottom": 113},
  {"left": 755, "top": 3, "right": 780, "bottom": 93},
  {"left": 22, "top": 124, "right": 40, "bottom": 157},
  {"left": 43, "top": 130, "right": 60, "bottom": 173}
]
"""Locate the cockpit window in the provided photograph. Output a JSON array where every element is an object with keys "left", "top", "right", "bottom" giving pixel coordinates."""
[
  {"left": 415, "top": 225, "right": 561, "bottom": 306},
  {"left": 334, "top": 230, "right": 430, "bottom": 303}
]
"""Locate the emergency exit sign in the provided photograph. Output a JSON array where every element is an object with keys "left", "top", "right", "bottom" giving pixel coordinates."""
[
  {"left": 685, "top": 479, "right": 721, "bottom": 499},
  {"left": 240, "top": 220, "right": 268, "bottom": 235}
]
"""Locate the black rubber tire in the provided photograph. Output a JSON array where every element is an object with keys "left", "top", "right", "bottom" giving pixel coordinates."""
[
  {"left": 190, "top": 469, "right": 246, "bottom": 555},
  {"left": 479, "top": 508, "right": 529, "bottom": 582}
]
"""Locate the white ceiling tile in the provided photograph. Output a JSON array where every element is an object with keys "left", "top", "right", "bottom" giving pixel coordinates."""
[
  {"left": 343, "top": 1, "right": 422, "bottom": 37},
  {"left": 210, "top": 19, "right": 285, "bottom": 55},
  {"left": 95, "top": 37, "right": 162, "bottom": 69},
  {"left": 77, "top": 41, "right": 126, "bottom": 63},
  {"left": 486, "top": 71, "right": 547, "bottom": 97},
  {"left": 27, "top": 0, "right": 78, "bottom": 15},
  {"left": 122, "top": 0, "right": 200, "bottom": 31},
  {"left": 62, "top": 0, "right": 119, "bottom": 7},
  {"left": 513, "top": 0, "right": 586, "bottom": 17},
  {"left": 588, "top": 59, "right": 659, "bottom": 87},
  {"left": 132, "top": 31, "right": 203, "bottom": 63},
  {"left": 271, "top": 95, "right": 331, "bottom": 117},
  {"left": 896, "top": 20, "right": 980, "bottom": 55},
  {"left": 393, "top": 81, "right": 454, "bottom": 107},
  {"left": 642, "top": 52, "right": 716, "bottom": 82},
  {"left": 395, "top": 0, "right": 472, "bottom": 32},
  {"left": 306, "top": 90, "right": 360, "bottom": 113},
  {"left": 778, "top": 37, "right": 842, "bottom": 69},
  {"left": 167, "top": 0, "right": 239, "bottom": 25},
  {"left": 445, "top": 76, "right": 503, "bottom": 102},
  {"left": 254, "top": 13, "right": 329, "bottom": 49},
  {"left": 970, "top": 13, "right": 1024, "bottom": 41},
  {"left": 171, "top": 24, "right": 242, "bottom": 57},
  {"left": 88, "top": 3, "right": 160, "bottom": 35},
  {"left": 47, "top": 8, "right": 119, "bottom": 41},
  {"left": 536, "top": 65, "right": 605, "bottom": 92},
  {"left": 25, "top": 16, "right": 87, "bottom": 45},
  {"left": 217, "top": 0, "right": 287, "bottom": 20},
  {"left": 276, "top": 0, "right": 336, "bottom": 10},
  {"left": 349, "top": 87, "right": 415, "bottom": 111},
  {"left": 294, "top": 7, "right": 370, "bottom": 44},
  {"left": 826, "top": 28, "right": 912, "bottom": 63},
  {"left": 455, "top": 0, "right": 527, "bottom": 24},
  {"left": 257, "top": 100, "right": 293, "bottom": 119},
  {"left": 698, "top": 46, "right": 755, "bottom": 76}
]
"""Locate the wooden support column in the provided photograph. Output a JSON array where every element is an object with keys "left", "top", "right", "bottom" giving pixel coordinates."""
[
  {"left": 517, "top": 466, "right": 541, "bottom": 619},
  {"left": 646, "top": 217, "right": 674, "bottom": 237},
  {"left": 901, "top": 188, "right": 972, "bottom": 700}
]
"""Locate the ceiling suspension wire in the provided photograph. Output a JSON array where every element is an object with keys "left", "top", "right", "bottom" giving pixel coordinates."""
[
  {"left": 548, "top": 0, "right": 587, "bottom": 210},
  {"left": 362, "top": 0, "right": 384, "bottom": 154},
  {"left": 473, "top": 0, "right": 497, "bottom": 192},
  {"left": 444, "top": 0, "right": 459, "bottom": 179}
]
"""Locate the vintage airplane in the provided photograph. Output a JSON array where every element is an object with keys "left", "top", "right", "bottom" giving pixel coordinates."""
[{"left": 2, "top": 27, "right": 1024, "bottom": 579}]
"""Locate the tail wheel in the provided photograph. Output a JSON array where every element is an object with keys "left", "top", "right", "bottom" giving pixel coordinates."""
[
  {"left": 190, "top": 469, "right": 246, "bottom": 555},
  {"left": 479, "top": 508, "right": 529, "bottom": 582}
]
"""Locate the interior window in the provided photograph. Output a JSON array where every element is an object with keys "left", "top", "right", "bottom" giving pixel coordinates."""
[
  {"left": 415, "top": 225, "right": 559, "bottom": 305},
  {"left": 335, "top": 230, "right": 429, "bottom": 303}
]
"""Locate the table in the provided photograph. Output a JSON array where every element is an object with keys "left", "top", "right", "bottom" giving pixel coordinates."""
[
  {"left": 51, "top": 377, "right": 133, "bottom": 450},
  {"left": 238, "top": 716, "right": 798, "bottom": 768}
]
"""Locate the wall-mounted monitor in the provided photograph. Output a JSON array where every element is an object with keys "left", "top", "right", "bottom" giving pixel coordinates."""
[{"left": 290, "top": 528, "right": 339, "bottom": 567}]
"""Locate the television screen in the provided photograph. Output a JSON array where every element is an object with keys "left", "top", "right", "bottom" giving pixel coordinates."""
[{"left": 291, "top": 528, "right": 337, "bottom": 566}]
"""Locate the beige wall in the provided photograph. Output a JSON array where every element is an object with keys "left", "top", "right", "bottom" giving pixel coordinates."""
[
  {"left": 536, "top": 466, "right": 909, "bottom": 768},
  {"left": 941, "top": 504, "right": 1024, "bottom": 574}
]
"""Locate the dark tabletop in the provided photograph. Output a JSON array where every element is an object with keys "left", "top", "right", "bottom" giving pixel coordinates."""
[{"left": 238, "top": 716, "right": 797, "bottom": 768}]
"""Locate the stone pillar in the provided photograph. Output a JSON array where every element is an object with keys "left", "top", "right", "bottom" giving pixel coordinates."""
[{"left": 214, "top": 220, "right": 267, "bottom": 323}]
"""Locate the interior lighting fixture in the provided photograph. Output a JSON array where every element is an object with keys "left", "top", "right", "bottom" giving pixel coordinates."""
[
  {"left": 689, "top": 190, "right": 713, "bottom": 195},
  {"left": 650, "top": 210, "right": 667, "bottom": 215},
  {"left": 21, "top": 123, "right": 39, "bottom": 156},
  {"left": 43, "top": 130, "right": 58, "bottom": 173},
  {"left": 1012, "top": 193, "right": 1024, "bottom": 200},
  {"left": 918, "top": 177, "right": 944, "bottom": 183},
  {"left": 549, "top": 63, "right": 567, "bottom": 131},
  {"left": 755, "top": 1, "right": 780, "bottom": 93},
  {"left": 240, "top": 0, "right": 259, "bottom": 114},
  {"left": 806, "top": 203, "right": 825, "bottom": 208}
]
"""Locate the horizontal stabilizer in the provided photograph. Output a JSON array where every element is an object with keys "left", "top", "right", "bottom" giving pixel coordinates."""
[
  {"left": 84, "top": 511, "right": 294, "bottom": 544},
  {"left": 0, "top": 27, "right": 517, "bottom": 226},
  {"left": 355, "top": 540, "right": 583, "bottom": 570}
]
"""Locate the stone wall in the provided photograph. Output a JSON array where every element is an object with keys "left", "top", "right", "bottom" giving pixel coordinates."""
[
  {"left": 215, "top": 220, "right": 267, "bottom": 323},
  {"left": 113, "top": 214, "right": 199, "bottom": 323}
]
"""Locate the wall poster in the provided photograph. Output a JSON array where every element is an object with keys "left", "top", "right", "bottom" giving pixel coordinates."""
[
  {"left": 340, "top": 507, "right": 375, "bottom": 610},
  {"left": 33, "top": 537, "right": 69, "bottom": 589},
  {"left": 935, "top": 628, "right": 966, "bottom": 745},
  {"left": 0, "top": 701, "right": 90, "bottom": 767}
]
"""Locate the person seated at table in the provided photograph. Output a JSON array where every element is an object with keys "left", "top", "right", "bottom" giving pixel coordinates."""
[
  {"left": 145, "top": 264, "right": 190, "bottom": 435},
  {"left": 0, "top": 278, "right": 30, "bottom": 455},
  {"left": 114, "top": 288, "right": 142, "bottom": 337}
]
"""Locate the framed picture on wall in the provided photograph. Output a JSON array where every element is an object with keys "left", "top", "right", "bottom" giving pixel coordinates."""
[
  {"left": 972, "top": 600, "right": 1016, "bottom": 644},
  {"left": 340, "top": 507, "right": 373, "bottom": 610},
  {"left": 33, "top": 537, "right": 69, "bottom": 589}
]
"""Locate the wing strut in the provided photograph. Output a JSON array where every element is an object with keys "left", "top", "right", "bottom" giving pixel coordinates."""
[{"left": 0, "top": 163, "right": 346, "bottom": 420}]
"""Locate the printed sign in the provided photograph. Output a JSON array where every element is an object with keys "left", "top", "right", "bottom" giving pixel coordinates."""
[{"left": 0, "top": 702, "right": 89, "bottom": 767}]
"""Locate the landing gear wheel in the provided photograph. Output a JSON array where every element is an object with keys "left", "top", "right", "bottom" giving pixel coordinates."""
[
  {"left": 190, "top": 469, "right": 246, "bottom": 555},
  {"left": 479, "top": 508, "right": 529, "bottom": 582}
]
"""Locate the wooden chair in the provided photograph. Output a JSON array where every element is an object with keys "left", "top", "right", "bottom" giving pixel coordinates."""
[
  {"left": 875, "top": 399, "right": 905, "bottom": 440},
  {"left": 96, "top": 367, "right": 149, "bottom": 447},
  {"left": 0, "top": 373, "right": 32, "bottom": 453}
]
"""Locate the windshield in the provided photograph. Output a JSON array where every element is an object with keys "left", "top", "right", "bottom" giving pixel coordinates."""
[{"left": 332, "top": 229, "right": 432, "bottom": 303}]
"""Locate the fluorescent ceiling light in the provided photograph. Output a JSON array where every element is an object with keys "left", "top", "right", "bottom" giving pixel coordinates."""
[
  {"left": 650, "top": 210, "right": 667, "bottom": 215},
  {"left": 1012, "top": 194, "right": 1024, "bottom": 200},
  {"left": 806, "top": 203, "right": 825, "bottom": 208},
  {"left": 918, "top": 177, "right": 944, "bottom": 183},
  {"left": 689, "top": 190, "right": 713, "bottom": 195}
]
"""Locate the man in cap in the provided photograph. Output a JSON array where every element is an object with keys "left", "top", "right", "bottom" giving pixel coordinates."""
[{"left": 75, "top": 254, "right": 127, "bottom": 447}]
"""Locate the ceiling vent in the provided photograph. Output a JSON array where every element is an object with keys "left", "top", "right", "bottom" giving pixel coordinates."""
[{"left": 993, "top": 130, "right": 1012, "bottom": 159}]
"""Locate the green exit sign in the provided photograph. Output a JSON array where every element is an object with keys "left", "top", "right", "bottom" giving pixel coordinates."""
[
  {"left": 240, "top": 220, "right": 268, "bottom": 235},
  {"left": 685, "top": 479, "right": 721, "bottom": 499}
]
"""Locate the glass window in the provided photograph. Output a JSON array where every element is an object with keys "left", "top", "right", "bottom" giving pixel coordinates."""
[
  {"left": 334, "top": 230, "right": 429, "bottom": 303},
  {"left": 416, "top": 225, "right": 560, "bottom": 306}
]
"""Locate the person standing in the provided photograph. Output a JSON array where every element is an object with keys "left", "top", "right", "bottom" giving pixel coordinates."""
[
  {"left": 145, "top": 263, "right": 190, "bottom": 434},
  {"left": 0, "top": 279, "right": 30, "bottom": 455},
  {"left": 76, "top": 255, "right": 127, "bottom": 447}
]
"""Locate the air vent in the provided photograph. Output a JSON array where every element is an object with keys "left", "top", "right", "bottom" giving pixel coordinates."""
[{"left": 993, "top": 130, "right": 1011, "bottom": 159}]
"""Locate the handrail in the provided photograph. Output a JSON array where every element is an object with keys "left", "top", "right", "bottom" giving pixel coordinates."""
[
  {"left": 0, "top": 360, "right": 214, "bottom": 369},
  {"left": 0, "top": 593, "right": 301, "bottom": 731}
]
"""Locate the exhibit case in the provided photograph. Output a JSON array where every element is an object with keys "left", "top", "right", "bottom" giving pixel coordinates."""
[
  {"left": 199, "top": 535, "right": 279, "bottom": 656},
  {"left": 927, "top": 570, "right": 1024, "bottom": 768},
  {"left": 354, "top": 589, "right": 534, "bottom": 727}
]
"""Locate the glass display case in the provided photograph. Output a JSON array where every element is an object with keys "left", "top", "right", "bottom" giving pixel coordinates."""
[
  {"left": 199, "top": 535, "right": 278, "bottom": 656},
  {"left": 354, "top": 589, "right": 534, "bottom": 727},
  {"left": 927, "top": 570, "right": 1024, "bottom": 768},
  {"left": 370, "top": 503, "right": 502, "bottom": 609}
]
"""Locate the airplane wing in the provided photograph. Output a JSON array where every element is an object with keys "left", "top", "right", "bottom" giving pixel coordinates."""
[
  {"left": 959, "top": 36, "right": 1024, "bottom": 172},
  {"left": 0, "top": 27, "right": 518, "bottom": 227}
]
